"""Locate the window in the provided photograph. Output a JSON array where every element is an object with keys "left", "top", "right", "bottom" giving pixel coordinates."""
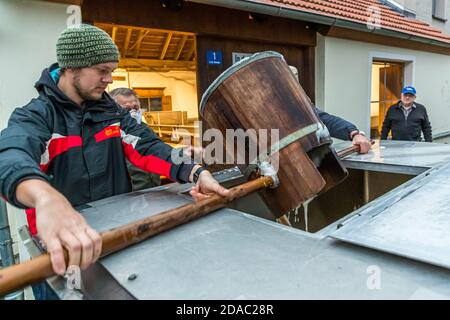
[
  {"left": 433, "top": 0, "right": 448, "bottom": 21},
  {"left": 139, "top": 97, "right": 163, "bottom": 112},
  {"left": 133, "top": 88, "right": 171, "bottom": 112}
]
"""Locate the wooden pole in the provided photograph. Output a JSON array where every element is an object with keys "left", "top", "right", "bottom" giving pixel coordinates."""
[
  {"left": 0, "top": 142, "right": 372, "bottom": 296},
  {"left": 0, "top": 176, "right": 274, "bottom": 297},
  {"left": 337, "top": 140, "right": 375, "bottom": 159},
  {"left": 337, "top": 145, "right": 361, "bottom": 158}
]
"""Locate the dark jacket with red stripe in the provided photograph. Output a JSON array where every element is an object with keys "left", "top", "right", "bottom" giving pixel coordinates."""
[{"left": 0, "top": 64, "right": 196, "bottom": 234}]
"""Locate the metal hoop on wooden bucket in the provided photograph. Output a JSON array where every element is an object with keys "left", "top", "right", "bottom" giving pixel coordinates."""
[{"left": 200, "top": 51, "right": 347, "bottom": 217}]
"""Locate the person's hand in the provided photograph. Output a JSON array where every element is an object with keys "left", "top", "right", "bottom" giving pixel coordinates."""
[
  {"left": 189, "top": 169, "right": 230, "bottom": 202},
  {"left": 352, "top": 134, "right": 371, "bottom": 154},
  {"left": 35, "top": 193, "right": 102, "bottom": 275},
  {"left": 16, "top": 179, "right": 102, "bottom": 276}
]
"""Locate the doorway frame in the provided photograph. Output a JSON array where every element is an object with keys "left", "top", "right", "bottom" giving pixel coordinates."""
[{"left": 367, "top": 52, "right": 416, "bottom": 138}]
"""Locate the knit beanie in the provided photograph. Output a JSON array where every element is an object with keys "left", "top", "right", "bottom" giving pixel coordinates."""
[{"left": 56, "top": 24, "right": 120, "bottom": 68}]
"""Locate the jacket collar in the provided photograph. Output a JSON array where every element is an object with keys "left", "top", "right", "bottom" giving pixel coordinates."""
[
  {"left": 36, "top": 63, "right": 120, "bottom": 114},
  {"left": 396, "top": 101, "right": 417, "bottom": 110}
]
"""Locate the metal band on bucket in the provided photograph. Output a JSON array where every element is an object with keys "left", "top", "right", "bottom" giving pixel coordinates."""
[{"left": 243, "top": 123, "right": 319, "bottom": 179}]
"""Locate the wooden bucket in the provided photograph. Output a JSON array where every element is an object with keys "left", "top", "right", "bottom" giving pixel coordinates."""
[{"left": 200, "top": 51, "right": 347, "bottom": 217}]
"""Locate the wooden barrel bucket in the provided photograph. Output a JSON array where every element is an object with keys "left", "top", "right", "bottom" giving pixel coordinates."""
[{"left": 200, "top": 51, "right": 347, "bottom": 217}]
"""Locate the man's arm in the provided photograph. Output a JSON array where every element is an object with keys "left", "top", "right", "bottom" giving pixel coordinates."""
[
  {"left": 16, "top": 179, "right": 102, "bottom": 275},
  {"left": 0, "top": 107, "right": 51, "bottom": 207},
  {"left": 0, "top": 106, "right": 101, "bottom": 275},
  {"left": 314, "top": 106, "right": 371, "bottom": 154},
  {"left": 422, "top": 107, "right": 433, "bottom": 142},
  {"left": 314, "top": 107, "right": 357, "bottom": 141},
  {"left": 380, "top": 109, "right": 392, "bottom": 140},
  {"left": 120, "top": 111, "right": 229, "bottom": 198}
]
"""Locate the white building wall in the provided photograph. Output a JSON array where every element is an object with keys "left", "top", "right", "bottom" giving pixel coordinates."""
[
  {"left": 316, "top": 34, "right": 450, "bottom": 139},
  {"left": 387, "top": 1, "right": 450, "bottom": 36},
  {"left": 0, "top": 0, "right": 69, "bottom": 299}
]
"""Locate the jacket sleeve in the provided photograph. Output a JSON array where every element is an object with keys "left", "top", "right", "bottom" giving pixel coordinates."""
[
  {"left": 120, "top": 111, "right": 196, "bottom": 183},
  {"left": 314, "top": 107, "right": 358, "bottom": 141},
  {"left": 0, "top": 103, "right": 52, "bottom": 208},
  {"left": 421, "top": 107, "right": 433, "bottom": 142},
  {"left": 380, "top": 108, "right": 392, "bottom": 140}
]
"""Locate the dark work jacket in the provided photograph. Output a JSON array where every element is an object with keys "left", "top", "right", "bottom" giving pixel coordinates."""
[
  {"left": 380, "top": 102, "right": 432, "bottom": 142},
  {"left": 0, "top": 64, "right": 195, "bottom": 234}
]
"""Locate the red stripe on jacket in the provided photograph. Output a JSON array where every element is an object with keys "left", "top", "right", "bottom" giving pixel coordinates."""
[
  {"left": 29, "top": 136, "right": 82, "bottom": 235},
  {"left": 40, "top": 136, "right": 82, "bottom": 172},
  {"left": 122, "top": 142, "right": 172, "bottom": 179}
]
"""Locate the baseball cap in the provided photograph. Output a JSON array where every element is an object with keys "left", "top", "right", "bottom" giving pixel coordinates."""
[{"left": 402, "top": 86, "right": 417, "bottom": 95}]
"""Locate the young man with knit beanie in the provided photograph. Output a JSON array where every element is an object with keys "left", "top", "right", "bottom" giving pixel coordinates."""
[{"left": 0, "top": 24, "right": 228, "bottom": 298}]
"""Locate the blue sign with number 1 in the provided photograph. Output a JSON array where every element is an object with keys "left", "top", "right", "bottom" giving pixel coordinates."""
[{"left": 207, "top": 50, "right": 223, "bottom": 65}]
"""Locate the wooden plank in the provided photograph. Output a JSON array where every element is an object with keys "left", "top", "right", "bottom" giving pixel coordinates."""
[
  {"left": 95, "top": 22, "right": 195, "bottom": 37},
  {"left": 123, "top": 28, "right": 132, "bottom": 57},
  {"left": 86, "top": 1, "right": 316, "bottom": 47},
  {"left": 187, "top": 42, "right": 196, "bottom": 61},
  {"left": 111, "top": 26, "right": 118, "bottom": 43},
  {"left": 119, "top": 58, "right": 195, "bottom": 71},
  {"left": 160, "top": 32, "right": 173, "bottom": 60},
  {"left": 129, "top": 30, "right": 149, "bottom": 58},
  {"left": 174, "top": 35, "right": 188, "bottom": 61},
  {"left": 144, "top": 111, "right": 187, "bottom": 125},
  {"left": 162, "top": 95, "right": 172, "bottom": 111}
]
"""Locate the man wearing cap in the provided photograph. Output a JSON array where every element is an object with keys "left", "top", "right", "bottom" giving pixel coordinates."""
[
  {"left": 0, "top": 24, "right": 228, "bottom": 297},
  {"left": 381, "top": 86, "right": 432, "bottom": 142}
]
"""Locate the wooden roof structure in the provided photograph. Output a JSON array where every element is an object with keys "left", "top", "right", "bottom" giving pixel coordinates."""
[{"left": 95, "top": 23, "right": 196, "bottom": 72}]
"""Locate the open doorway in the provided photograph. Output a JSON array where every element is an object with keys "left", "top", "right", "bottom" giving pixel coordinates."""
[
  {"left": 370, "top": 60, "right": 404, "bottom": 139},
  {"left": 97, "top": 23, "right": 198, "bottom": 148}
]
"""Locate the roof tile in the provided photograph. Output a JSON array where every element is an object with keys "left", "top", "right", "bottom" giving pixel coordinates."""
[{"left": 250, "top": 0, "right": 450, "bottom": 43}]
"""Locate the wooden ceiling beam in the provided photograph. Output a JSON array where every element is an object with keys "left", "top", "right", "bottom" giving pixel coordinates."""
[
  {"left": 119, "top": 58, "right": 195, "bottom": 71},
  {"left": 174, "top": 35, "right": 188, "bottom": 61},
  {"left": 128, "top": 30, "right": 150, "bottom": 58},
  {"left": 111, "top": 26, "right": 118, "bottom": 43},
  {"left": 95, "top": 22, "right": 193, "bottom": 37},
  {"left": 186, "top": 42, "right": 196, "bottom": 61},
  {"left": 160, "top": 32, "right": 173, "bottom": 60},
  {"left": 123, "top": 28, "right": 132, "bottom": 57}
]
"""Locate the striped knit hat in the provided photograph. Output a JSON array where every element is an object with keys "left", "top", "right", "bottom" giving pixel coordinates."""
[{"left": 56, "top": 24, "right": 120, "bottom": 68}]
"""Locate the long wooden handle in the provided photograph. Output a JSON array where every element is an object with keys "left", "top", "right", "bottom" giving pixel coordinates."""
[
  {"left": 337, "top": 140, "right": 375, "bottom": 159},
  {"left": 0, "top": 176, "right": 274, "bottom": 296},
  {"left": 337, "top": 145, "right": 360, "bottom": 158},
  {"left": 0, "top": 142, "right": 371, "bottom": 296}
]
